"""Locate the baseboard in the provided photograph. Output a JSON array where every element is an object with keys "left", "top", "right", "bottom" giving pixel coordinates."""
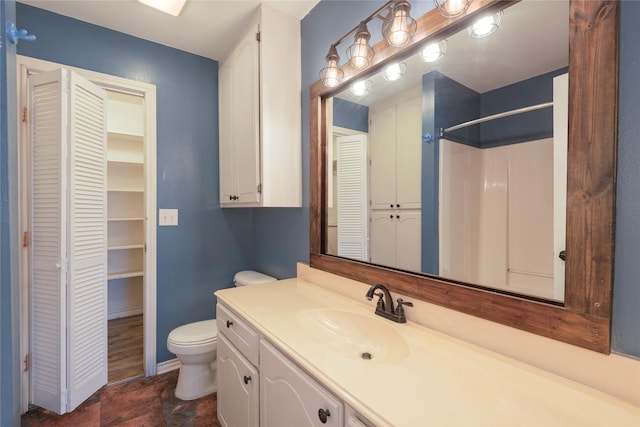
[
  {"left": 108, "top": 308, "right": 143, "bottom": 321},
  {"left": 156, "top": 358, "right": 181, "bottom": 375}
]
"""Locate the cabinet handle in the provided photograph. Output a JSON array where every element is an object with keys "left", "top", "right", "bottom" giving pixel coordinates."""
[
  {"left": 390, "top": 204, "right": 393, "bottom": 208},
  {"left": 243, "top": 375, "right": 251, "bottom": 385},
  {"left": 396, "top": 204, "right": 400, "bottom": 208},
  {"left": 229, "top": 195, "right": 233, "bottom": 201},
  {"left": 318, "top": 408, "right": 331, "bottom": 424},
  {"left": 226, "top": 320, "right": 233, "bottom": 328},
  {"left": 559, "top": 250, "right": 566, "bottom": 261},
  {"left": 389, "top": 214, "right": 393, "bottom": 219},
  {"left": 396, "top": 215, "right": 400, "bottom": 219}
]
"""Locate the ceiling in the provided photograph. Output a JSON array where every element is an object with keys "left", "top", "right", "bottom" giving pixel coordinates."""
[{"left": 17, "top": 0, "right": 320, "bottom": 60}]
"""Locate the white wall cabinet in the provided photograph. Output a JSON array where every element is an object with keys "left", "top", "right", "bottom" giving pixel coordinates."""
[
  {"left": 370, "top": 210, "right": 421, "bottom": 272},
  {"left": 106, "top": 92, "right": 145, "bottom": 319},
  {"left": 369, "top": 93, "right": 422, "bottom": 210},
  {"left": 219, "top": 4, "right": 301, "bottom": 207}
]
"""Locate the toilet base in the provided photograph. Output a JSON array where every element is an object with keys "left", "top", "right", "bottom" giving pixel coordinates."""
[{"left": 175, "top": 361, "right": 217, "bottom": 400}]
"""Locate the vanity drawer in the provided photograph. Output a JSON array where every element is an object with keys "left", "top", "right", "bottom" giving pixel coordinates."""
[{"left": 217, "top": 303, "right": 259, "bottom": 366}]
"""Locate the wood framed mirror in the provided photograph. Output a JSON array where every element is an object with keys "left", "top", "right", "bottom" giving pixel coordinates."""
[{"left": 309, "top": 0, "right": 618, "bottom": 353}]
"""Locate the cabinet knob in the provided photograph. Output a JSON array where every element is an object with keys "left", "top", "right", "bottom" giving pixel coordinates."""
[
  {"left": 389, "top": 214, "right": 393, "bottom": 219},
  {"left": 390, "top": 204, "right": 393, "bottom": 208},
  {"left": 243, "top": 375, "right": 251, "bottom": 385},
  {"left": 396, "top": 215, "right": 400, "bottom": 219},
  {"left": 226, "top": 320, "right": 233, "bottom": 328},
  {"left": 559, "top": 250, "right": 566, "bottom": 261},
  {"left": 229, "top": 195, "right": 233, "bottom": 201},
  {"left": 318, "top": 408, "right": 331, "bottom": 424}
]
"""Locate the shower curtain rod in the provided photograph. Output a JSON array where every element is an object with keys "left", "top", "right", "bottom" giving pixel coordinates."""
[{"left": 439, "top": 101, "right": 554, "bottom": 136}]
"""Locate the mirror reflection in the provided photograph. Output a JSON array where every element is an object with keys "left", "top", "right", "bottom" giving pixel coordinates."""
[{"left": 326, "top": 0, "right": 569, "bottom": 301}]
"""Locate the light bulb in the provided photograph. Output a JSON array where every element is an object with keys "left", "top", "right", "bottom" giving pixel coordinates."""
[
  {"left": 468, "top": 11, "right": 503, "bottom": 38},
  {"left": 351, "top": 37, "right": 370, "bottom": 69},
  {"left": 444, "top": 0, "right": 466, "bottom": 16},
  {"left": 420, "top": 40, "right": 447, "bottom": 63},
  {"left": 384, "top": 62, "right": 406, "bottom": 81},
  {"left": 350, "top": 80, "right": 371, "bottom": 97},
  {"left": 324, "top": 59, "right": 341, "bottom": 87},
  {"left": 388, "top": 9, "right": 410, "bottom": 47}
]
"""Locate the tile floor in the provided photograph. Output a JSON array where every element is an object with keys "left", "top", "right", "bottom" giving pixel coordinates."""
[{"left": 21, "top": 370, "right": 221, "bottom": 427}]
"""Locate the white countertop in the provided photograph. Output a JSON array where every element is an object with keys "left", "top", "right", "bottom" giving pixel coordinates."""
[{"left": 215, "top": 278, "right": 640, "bottom": 426}]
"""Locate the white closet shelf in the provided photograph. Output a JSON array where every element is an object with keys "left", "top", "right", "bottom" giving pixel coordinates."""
[
  {"left": 108, "top": 271, "right": 144, "bottom": 280},
  {"left": 107, "top": 158, "right": 144, "bottom": 166},
  {"left": 107, "top": 188, "right": 144, "bottom": 193},
  {"left": 107, "top": 217, "right": 145, "bottom": 222},
  {"left": 108, "top": 244, "right": 144, "bottom": 251},
  {"left": 107, "top": 131, "right": 144, "bottom": 141}
]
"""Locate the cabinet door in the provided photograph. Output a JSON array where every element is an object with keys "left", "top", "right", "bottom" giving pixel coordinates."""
[
  {"left": 219, "top": 61, "right": 236, "bottom": 204},
  {"left": 369, "top": 106, "right": 397, "bottom": 210},
  {"left": 218, "top": 334, "right": 259, "bottom": 427},
  {"left": 260, "top": 340, "right": 343, "bottom": 427},
  {"left": 369, "top": 211, "right": 397, "bottom": 267},
  {"left": 395, "top": 96, "right": 422, "bottom": 209},
  {"left": 396, "top": 210, "right": 422, "bottom": 272},
  {"left": 232, "top": 24, "right": 261, "bottom": 204}
]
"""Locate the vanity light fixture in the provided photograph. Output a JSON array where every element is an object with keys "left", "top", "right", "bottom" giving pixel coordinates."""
[
  {"left": 383, "top": 62, "right": 406, "bottom": 81},
  {"left": 420, "top": 40, "right": 448, "bottom": 63},
  {"left": 138, "top": 0, "right": 187, "bottom": 16},
  {"left": 347, "top": 22, "right": 375, "bottom": 69},
  {"left": 350, "top": 80, "right": 372, "bottom": 96},
  {"left": 382, "top": 0, "right": 417, "bottom": 47},
  {"left": 467, "top": 11, "right": 503, "bottom": 38},
  {"left": 433, "top": 0, "right": 473, "bottom": 18},
  {"left": 320, "top": 44, "right": 344, "bottom": 88},
  {"left": 319, "top": 0, "right": 418, "bottom": 87}
]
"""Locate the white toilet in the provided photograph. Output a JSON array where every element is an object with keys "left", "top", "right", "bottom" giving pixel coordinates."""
[{"left": 167, "top": 270, "right": 276, "bottom": 400}]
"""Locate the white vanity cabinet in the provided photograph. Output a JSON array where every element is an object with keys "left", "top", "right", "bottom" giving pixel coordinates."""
[
  {"left": 260, "top": 339, "right": 343, "bottom": 427},
  {"left": 218, "top": 4, "right": 301, "bottom": 208},
  {"left": 216, "top": 304, "right": 260, "bottom": 427}
]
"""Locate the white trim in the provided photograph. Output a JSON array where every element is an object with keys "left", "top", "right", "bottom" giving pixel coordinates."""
[
  {"left": 156, "top": 358, "right": 181, "bottom": 375},
  {"left": 17, "top": 55, "right": 158, "bottom": 412}
]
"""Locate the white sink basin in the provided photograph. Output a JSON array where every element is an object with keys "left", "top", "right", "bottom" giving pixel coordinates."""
[{"left": 296, "top": 308, "right": 409, "bottom": 363}]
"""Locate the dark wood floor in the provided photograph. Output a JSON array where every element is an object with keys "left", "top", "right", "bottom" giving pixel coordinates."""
[
  {"left": 21, "top": 370, "right": 221, "bottom": 426},
  {"left": 108, "top": 314, "right": 144, "bottom": 384}
]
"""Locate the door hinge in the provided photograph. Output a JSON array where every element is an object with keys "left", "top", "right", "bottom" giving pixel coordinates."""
[
  {"left": 144, "top": 243, "right": 147, "bottom": 253},
  {"left": 24, "top": 354, "right": 30, "bottom": 372},
  {"left": 22, "top": 107, "right": 28, "bottom": 123},
  {"left": 22, "top": 231, "right": 30, "bottom": 248},
  {"left": 257, "top": 183, "right": 262, "bottom": 194},
  {"left": 256, "top": 32, "right": 261, "bottom": 42}
]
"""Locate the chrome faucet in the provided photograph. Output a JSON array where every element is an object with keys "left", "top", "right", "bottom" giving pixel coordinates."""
[{"left": 365, "top": 284, "right": 413, "bottom": 323}]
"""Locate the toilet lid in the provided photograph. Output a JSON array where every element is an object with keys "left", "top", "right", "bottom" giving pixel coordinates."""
[{"left": 168, "top": 320, "right": 218, "bottom": 346}]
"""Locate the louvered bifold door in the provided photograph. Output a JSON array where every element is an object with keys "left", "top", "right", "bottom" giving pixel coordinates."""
[
  {"left": 336, "top": 135, "right": 368, "bottom": 261},
  {"left": 30, "top": 69, "right": 107, "bottom": 414},
  {"left": 66, "top": 71, "right": 108, "bottom": 411},
  {"left": 30, "top": 69, "right": 68, "bottom": 414}
]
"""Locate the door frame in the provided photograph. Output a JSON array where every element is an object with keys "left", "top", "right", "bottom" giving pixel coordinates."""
[{"left": 17, "top": 55, "right": 158, "bottom": 413}]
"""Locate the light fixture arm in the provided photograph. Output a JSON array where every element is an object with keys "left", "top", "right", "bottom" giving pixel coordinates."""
[{"left": 328, "top": 0, "right": 397, "bottom": 49}]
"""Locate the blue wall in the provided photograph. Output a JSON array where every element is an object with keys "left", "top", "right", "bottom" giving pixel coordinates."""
[
  {"left": 333, "top": 98, "right": 369, "bottom": 132},
  {"left": 16, "top": 3, "right": 255, "bottom": 363}
]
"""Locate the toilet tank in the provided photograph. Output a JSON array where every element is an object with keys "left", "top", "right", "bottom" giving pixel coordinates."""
[{"left": 233, "top": 270, "right": 277, "bottom": 287}]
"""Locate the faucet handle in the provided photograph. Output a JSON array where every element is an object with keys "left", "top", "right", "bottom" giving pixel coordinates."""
[
  {"left": 394, "top": 298, "right": 413, "bottom": 322},
  {"left": 374, "top": 292, "right": 386, "bottom": 311}
]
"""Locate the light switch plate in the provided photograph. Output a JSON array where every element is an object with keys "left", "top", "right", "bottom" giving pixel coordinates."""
[{"left": 159, "top": 209, "right": 178, "bottom": 226}]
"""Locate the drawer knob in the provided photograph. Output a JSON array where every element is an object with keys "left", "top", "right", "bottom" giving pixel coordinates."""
[
  {"left": 243, "top": 375, "right": 251, "bottom": 385},
  {"left": 226, "top": 320, "right": 233, "bottom": 328},
  {"left": 318, "top": 408, "right": 331, "bottom": 424}
]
